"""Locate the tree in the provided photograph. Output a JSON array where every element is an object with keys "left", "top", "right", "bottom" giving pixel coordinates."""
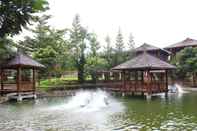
[
  {"left": 85, "top": 33, "right": 107, "bottom": 82},
  {"left": 127, "top": 33, "right": 135, "bottom": 59},
  {"left": 69, "top": 14, "right": 89, "bottom": 83},
  {"left": 114, "top": 28, "right": 125, "bottom": 65},
  {"left": 19, "top": 15, "right": 69, "bottom": 78},
  {"left": 171, "top": 47, "right": 197, "bottom": 84},
  {"left": 0, "top": 0, "right": 48, "bottom": 38},
  {"left": 0, "top": 37, "right": 15, "bottom": 61},
  {"left": 104, "top": 35, "right": 113, "bottom": 69},
  {"left": 128, "top": 33, "right": 135, "bottom": 50}
]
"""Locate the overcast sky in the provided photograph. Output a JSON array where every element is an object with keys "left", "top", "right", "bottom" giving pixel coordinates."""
[{"left": 26, "top": 0, "right": 197, "bottom": 48}]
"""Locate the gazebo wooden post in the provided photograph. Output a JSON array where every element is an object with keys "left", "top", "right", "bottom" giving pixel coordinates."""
[
  {"left": 122, "top": 70, "right": 126, "bottom": 96},
  {"left": 0, "top": 69, "right": 4, "bottom": 96},
  {"left": 17, "top": 67, "right": 21, "bottom": 97},
  {"left": 165, "top": 70, "right": 168, "bottom": 97},
  {"left": 134, "top": 71, "right": 137, "bottom": 92},
  {"left": 33, "top": 68, "right": 36, "bottom": 95},
  {"left": 146, "top": 70, "right": 152, "bottom": 100}
]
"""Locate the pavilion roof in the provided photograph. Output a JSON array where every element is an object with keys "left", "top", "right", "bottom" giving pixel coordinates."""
[
  {"left": 136, "top": 43, "right": 170, "bottom": 54},
  {"left": 165, "top": 38, "right": 197, "bottom": 49},
  {"left": 112, "top": 53, "right": 176, "bottom": 70},
  {"left": 1, "top": 52, "right": 45, "bottom": 69}
]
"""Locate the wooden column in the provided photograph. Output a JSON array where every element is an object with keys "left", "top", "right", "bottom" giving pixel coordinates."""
[
  {"left": 165, "top": 70, "right": 168, "bottom": 92},
  {"left": 134, "top": 71, "right": 137, "bottom": 91},
  {"left": 0, "top": 69, "right": 4, "bottom": 96},
  {"left": 147, "top": 70, "right": 151, "bottom": 94},
  {"left": 17, "top": 67, "right": 21, "bottom": 95},
  {"left": 122, "top": 70, "right": 126, "bottom": 91},
  {"left": 33, "top": 68, "right": 36, "bottom": 94}
]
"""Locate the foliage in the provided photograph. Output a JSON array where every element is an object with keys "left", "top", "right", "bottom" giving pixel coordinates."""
[
  {"left": 171, "top": 47, "right": 197, "bottom": 79},
  {"left": 85, "top": 33, "right": 108, "bottom": 82},
  {"left": 103, "top": 35, "right": 114, "bottom": 69},
  {"left": 69, "top": 14, "right": 89, "bottom": 83},
  {"left": 0, "top": 37, "right": 15, "bottom": 61},
  {"left": 17, "top": 14, "right": 136, "bottom": 84},
  {"left": 0, "top": 0, "right": 48, "bottom": 38},
  {"left": 19, "top": 15, "right": 69, "bottom": 78},
  {"left": 114, "top": 28, "right": 125, "bottom": 65},
  {"left": 127, "top": 33, "right": 135, "bottom": 59}
]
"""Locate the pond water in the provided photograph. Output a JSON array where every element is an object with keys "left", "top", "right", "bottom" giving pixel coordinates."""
[{"left": 0, "top": 89, "right": 197, "bottom": 131}]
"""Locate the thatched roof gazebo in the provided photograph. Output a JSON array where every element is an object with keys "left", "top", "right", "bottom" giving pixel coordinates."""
[
  {"left": 0, "top": 52, "right": 44, "bottom": 100},
  {"left": 111, "top": 52, "right": 176, "bottom": 99}
]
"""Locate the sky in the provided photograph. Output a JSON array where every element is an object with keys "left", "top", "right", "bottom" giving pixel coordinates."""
[{"left": 19, "top": 0, "right": 197, "bottom": 48}]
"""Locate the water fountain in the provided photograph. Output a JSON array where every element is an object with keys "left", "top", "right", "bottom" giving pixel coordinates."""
[
  {"left": 50, "top": 89, "right": 124, "bottom": 113},
  {"left": 168, "top": 84, "right": 186, "bottom": 93}
]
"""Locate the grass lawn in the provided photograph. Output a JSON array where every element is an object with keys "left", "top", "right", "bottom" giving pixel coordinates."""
[{"left": 38, "top": 77, "right": 78, "bottom": 91}]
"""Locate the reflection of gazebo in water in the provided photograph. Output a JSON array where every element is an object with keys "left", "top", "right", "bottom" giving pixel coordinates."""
[
  {"left": 111, "top": 52, "right": 176, "bottom": 99},
  {"left": 0, "top": 52, "right": 44, "bottom": 101}
]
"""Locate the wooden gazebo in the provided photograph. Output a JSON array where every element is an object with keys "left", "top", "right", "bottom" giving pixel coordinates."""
[
  {"left": 112, "top": 52, "right": 176, "bottom": 99},
  {"left": 0, "top": 52, "right": 44, "bottom": 99},
  {"left": 165, "top": 38, "right": 197, "bottom": 59}
]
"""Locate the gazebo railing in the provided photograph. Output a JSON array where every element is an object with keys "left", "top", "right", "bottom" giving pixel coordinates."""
[
  {"left": 1, "top": 81, "right": 34, "bottom": 92},
  {"left": 123, "top": 80, "right": 167, "bottom": 93}
]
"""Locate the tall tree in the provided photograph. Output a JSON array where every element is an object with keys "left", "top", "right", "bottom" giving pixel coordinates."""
[
  {"left": 19, "top": 15, "right": 68, "bottom": 78},
  {"left": 128, "top": 33, "right": 135, "bottom": 50},
  {"left": 114, "top": 28, "right": 125, "bottom": 65},
  {"left": 0, "top": 0, "right": 48, "bottom": 38},
  {"left": 127, "top": 33, "right": 135, "bottom": 59},
  {"left": 171, "top": 47, "right": 197, "bottom": 84},
  {"left": 0, "top": 37, "right": 15, "bottom": 61},
  {"left": 115, "top": 28, "right": 124, "bottom": 52},
  {"left": 104, "top": 35, "right": 113, "bottom": 68},
  {"left": 69, "top": 14, "right": 89, "bottom": 83},
  {"left": 85, "top": 33, "right": 106, "bottom": 82}
]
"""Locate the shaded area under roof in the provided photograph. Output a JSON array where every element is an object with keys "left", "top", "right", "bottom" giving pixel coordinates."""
[
  {"left": 136, "top": 43, "right": 171, "bottom": 54},
  {"left": 112, "top": 53, "right": 176, "bottom": 70},
  {"left": 165, "top": 38, "right": 197, "bottom": 49},
  {"left": 1, "top": 52, "right": 45, "bottom": 69}
]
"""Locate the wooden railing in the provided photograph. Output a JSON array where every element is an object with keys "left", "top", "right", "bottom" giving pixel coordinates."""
[
  {"left": 103, "top": 80, "right": 167, "bottom": 94},
  {"left": 1, "top": 81, "right": 34, "bottom": 92},
  {"left": 124, "top": 80, "right": 167, "bottom": 93}
]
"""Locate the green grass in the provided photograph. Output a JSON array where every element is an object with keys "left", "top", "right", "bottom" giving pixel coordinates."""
[
  {"left": 38, "top": 76, "right": 97, "bottom": 91},
  {"left": 38, "top": 77, "right": 78, "bottom": 91},
  {"left": 40, "top": 77, "right": 77, "bottom": 86}
]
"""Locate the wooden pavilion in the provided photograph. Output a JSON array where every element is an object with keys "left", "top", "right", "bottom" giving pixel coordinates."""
[
  {"left": 0, "top": 52, "right": 44, "bottom": 100},
  {"left": 165, "top": 38, "right": 197, "bottom": 59},
  {"left": 111, "top": 52, "right": 176, "bottom": 99}
]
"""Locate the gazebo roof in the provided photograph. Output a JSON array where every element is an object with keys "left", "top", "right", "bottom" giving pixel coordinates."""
[
  {"left": 112, "top": 53, "right": 176, "bottom": 70},
  {"left": 136, "top": 43, "right": 170, "bottom": 54},
  {"left": 1, "top": 52, "right": 45, "bottom": 69},
  {"left": 165, "top": 38, "right": 197, "bottom": 49}
]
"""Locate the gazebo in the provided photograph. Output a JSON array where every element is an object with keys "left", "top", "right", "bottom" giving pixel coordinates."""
[
  {"left": 0, "top": 52, "right": 44, "bottom": 100},
  {"left": 112, "top": 52, "right": 176, "bottom": 99},
  {"left": 165, "top": 38, "right": 197, "bottom": 59}
]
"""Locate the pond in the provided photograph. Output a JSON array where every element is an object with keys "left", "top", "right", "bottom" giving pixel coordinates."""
[{"left": 0, "top": 89, "right": 197, "bottom": 131}]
